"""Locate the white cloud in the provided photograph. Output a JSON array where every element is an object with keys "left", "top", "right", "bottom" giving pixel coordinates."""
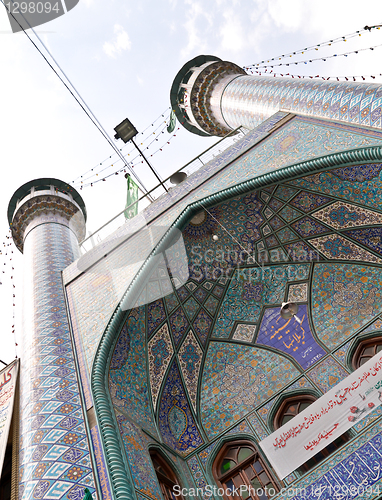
[
  {"left": 219, "top": 9, "right": 245, "bottom": 52},
  {"left": 103, "top": 24, "right": 131, "bottom": 58},
  {"left": 181, "top": 0, "right": 213, "bottom": 58}
]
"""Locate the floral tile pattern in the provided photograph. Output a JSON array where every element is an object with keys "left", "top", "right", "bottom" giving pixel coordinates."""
[
  {"left": 345, "top": 227, "right": 382, "bottom": 257},
  {"left": 312, "top": 263, "right": 382, "bottom": 349},
  {"left": 307, "top": 356, "right": 350, "bottom": 393},
  {"left": 19, "top": 224, "right": 96, "bottom": 500},
  {"left": 178, "top": 331, "right": 203, "bottom": 412},
  {"left": 288, "top": 283, "right": 308, "bottom": 302},
  {"left": 147, "top": 299, "right": 166, "bottom": 337},
  {"left": 169, "top": 307, "right": 190, "bottom": 346},
  {"left": 312, "top": 200, "right": 382, "bottom": 230},
  {"left": 109, "top": 308, "right": 157, "bottom": 436},
  {"left": 232, "top": 323, "right": 257, "bottom": 343},
  {"left": 309, "top": 234, "right": 382, "bottom": 264},
  {"left": 200, "top": 342, "right": 299, "bottom": 437},
  {"left": 291, "top": 216, "right": 329, "bottom": 237},
  {"left": 290, "top": 191, "right": 332, "bottom": 213},
  {"left": 274, "top": 186, "right": 298, "bottom": 201},
  {"left": 148, "top": 323, "right": 174, "bottom": 411},
  {"left": 158, "top": 361, "right": 204, "bottom": 455},
  {"left": 117, "top": 416, "right": 162, "bottom": 500}
]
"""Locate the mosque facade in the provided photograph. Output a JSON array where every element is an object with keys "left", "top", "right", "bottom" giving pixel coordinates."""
[{"left": 7, "top": 55, "right": 382, "bottom": 500}]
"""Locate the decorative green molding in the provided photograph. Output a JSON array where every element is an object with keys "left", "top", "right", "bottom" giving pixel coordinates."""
[{"left": 91, "top": 144, "right": 382, "bottom": 500}]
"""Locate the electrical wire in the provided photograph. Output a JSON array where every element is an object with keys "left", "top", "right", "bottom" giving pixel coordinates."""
[
  {"left": 0, "top": 0, "right": 150, "bottom": 195},
  {"left": 245, "top": 24, "right": 382, "bottom": 69}
]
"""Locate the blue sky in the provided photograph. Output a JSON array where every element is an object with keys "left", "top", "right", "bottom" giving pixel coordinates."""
[{"left": 0, "top": 0, "right": 381, "bottom": 362}]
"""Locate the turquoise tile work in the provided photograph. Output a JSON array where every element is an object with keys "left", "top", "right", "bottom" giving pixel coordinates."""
[
  {"left": 311, "top": 263, "right": 382, "bottom": 350},
  {"left": 64, "top": 115, "right": 382, "bottom": 384},
  {"left": 108, "top": 307, "right": 157, "bottom": 436},
  {"left": 19, "top": 224, "right": 96, "bottom": 500},
  {"left": 306, "top": 356, "right": 349, "bottom": 393},
  {"left": 200, "top": 342, "right": 300, "bottom": 438},
  {"left": 117, "top": 416, "right": 162, "bottom": 500}
]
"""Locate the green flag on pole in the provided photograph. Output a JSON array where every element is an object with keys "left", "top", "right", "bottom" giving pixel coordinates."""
[
  {"left": 167, "top": 110, "right": 176, "bottom": 133},
  {"left": 124, "top": 174, "right": 139, "bottom": 219}
]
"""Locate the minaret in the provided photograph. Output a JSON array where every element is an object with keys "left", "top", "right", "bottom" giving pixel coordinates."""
[
  {"left": 170, "top": 55, "right": 382, "bottom": 137},
  {"left": 8, "top": 180, "right": 97, "bottom": 499}
]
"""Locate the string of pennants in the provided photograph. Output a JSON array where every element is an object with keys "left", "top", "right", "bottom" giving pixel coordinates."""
[
  {"left": 245, "top": 24, "right": 382, "bottom": 70},
  {"left": 244, "top": 40, "right": 382, "bottom": 72},
  {"left": 247, "top": 69, "right": 382, "bottom": 81},
  {"left": 72, "top": 107, "right": 177, "bottom": 188},
  {"left": 76, "top": 119, "right": 180, "bottom": 189}
]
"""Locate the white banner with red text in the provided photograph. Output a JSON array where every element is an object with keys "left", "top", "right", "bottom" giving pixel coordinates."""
[
  {"left": 259, "top": 351, "right": 382, "bottom": 479},
  {"left": 0, "top": 360, "right": 18, "bottom": 478}
]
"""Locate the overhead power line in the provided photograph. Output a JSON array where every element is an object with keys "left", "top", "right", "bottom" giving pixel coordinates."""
[{"left": 0, "top": 0, "right": 150, "bottom": 195}]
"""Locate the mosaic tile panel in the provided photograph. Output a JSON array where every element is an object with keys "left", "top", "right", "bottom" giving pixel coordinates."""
[
  {"left": 333, "top": 339, "right": 354, "bottom": 366},
  {"left": 148, "top": 323, "right": 174, "bottom": 411},
  {"left": 274, "top": 186, "right": 298, "bottom": 201},
  {"left": 178, "top": 331, "right": 203, "bottom": 412},
  {"left": 232, "top": 323, "right": 257, "bottom": 343},
  {"left": 158, "top": 361, "right": 203, "bottom": 456},
  {"left": 279, "top": 205, "right": 302, "bottom": 222},
  {"left": 312, "top": 200, "right": 382, "bottom": 230},
  {"left": 90, "top": 426, "right": 112, "bottom": 500},
  {"left": 64, "top": 117, "right": 382, "bottom": 386},
  {"left": 213, "top": 265, "right": 309, "bottom": 339},
  {"left": 225, "top": 419, "right": 252, "bottom": 437},
  {"left": 276, "top": 227, "right": 299, "bottom": 243},
  {"left": 247, "top": 413, "right": 268, "bottom": 440},
  {"left": 257, "top": 398, "right": 277, "bottom": 425},
  {"left": 269, "top": 198, "right": 283, "bottom": 211},
  {"left": 169, "top": 307, "right": 189, "bottom": 346},
  {"left": 183, "top": 296, "right": 200, "bottom": 320},
  {"left": 277, "top": 429, "right": 382, "bottom": 500},
  {"left": 345, "top": 227, "right": 382, "bottom": 257},
  {"left": 164, "top": 293, "right": 179, "bottom": 314},
  {"left": 19, "top": 223, "right": 96, "bottom": 500},
  {"left": 269, "top": 216, "right": 284, "bottom": 230},
  {"left": 117, "top": 416, "right": 162, "bottom": 500},
  {"left": 283, "top": 241, "right": 320, "bottom": 262},
  {"left": 147, "top": 299, "right": 166, "bottom": 337},
  {"left": 198, "top": 441, "right": 219, "bottom": 470},
  {"left": 109, "top": 308, "right": 157, "bottom": 435},
  {"left": 265, "top": 235, "right": 278, "bottom": 248},
  {"left": 203, "top": 295, "right": 219, "bottom": 315},
  {"left": 291, "top": 216, "right": 329, "bottom": 237},
  {"left": 193, "top": 309, "right": 212, "bottom": 345},
  {"left": 362, "top": 317, "right": 382, "bottom": 333},
  {"left": 290, "top": 163, "right": 382, "bottom": 211},
  {"left": 307, "top": 356, "right": 349, "bottom": 393},
  {"left": 257, "top": 305, "right": 326, "bottom": 369},
  {"left": 187, "top": 457, "right": 213, "bottom": 500},
  {"left": 312, "top": 263, "right": 382, "bottom": 350},
  {"left": 309, "top": 234, "right": 382, "bottom": 263},
  {"left": 200, "top": 342, "right": 299, "bottom": 437},
  {"left": 288, "top": 283, "right": 308, "bottom": 302},
  {"left": 290, "top": 191, "right": 332, "bottom": 213}
]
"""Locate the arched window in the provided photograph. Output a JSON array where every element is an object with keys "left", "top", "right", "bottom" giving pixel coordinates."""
[
  {"left": 274, "top": 395, "right": 348, "bottom": 473},
  {"left": 213, "top": 440, "right": 279, "bottom": 499},
  {"left": 150, "top": 450, "right": 182, "bottom": 500},
  {"left": 352, "top": 336, "right": 382, "bottom": 370}
]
